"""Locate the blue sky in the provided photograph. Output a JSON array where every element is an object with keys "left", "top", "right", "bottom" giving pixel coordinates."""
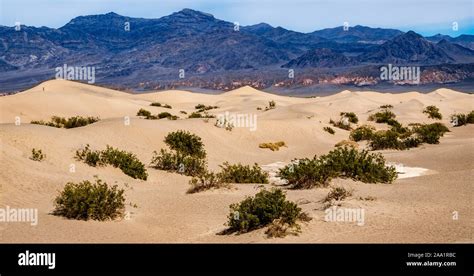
[{"left": 1, "top": 0, "right": 473, "bottom": 36}]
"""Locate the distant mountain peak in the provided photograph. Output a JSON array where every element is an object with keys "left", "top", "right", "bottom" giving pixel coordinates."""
[{"left": 176, "top": 8, "right": 214, "bottom": 18}]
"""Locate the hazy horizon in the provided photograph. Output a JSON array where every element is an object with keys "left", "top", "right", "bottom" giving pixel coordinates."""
[{"left": 1, "top": 0, "right": 473, "bottom": 36}]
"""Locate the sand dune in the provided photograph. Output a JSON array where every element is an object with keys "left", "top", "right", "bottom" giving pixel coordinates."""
[{"left": 0, "top": 80, "right": 472, "bottom": 243}]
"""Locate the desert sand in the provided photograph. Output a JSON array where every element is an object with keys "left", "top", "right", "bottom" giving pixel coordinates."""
[{"left": 0, "top": 79, "right": 472, "bottom": 243}]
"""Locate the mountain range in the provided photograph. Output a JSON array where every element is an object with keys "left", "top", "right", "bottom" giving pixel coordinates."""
[{"left": 1, "top": 8, "right": 473, "bottom": 93}]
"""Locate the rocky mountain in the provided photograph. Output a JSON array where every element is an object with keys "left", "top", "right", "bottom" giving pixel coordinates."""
[
  {"left": 282, "top": 48, "right": 354, "bottom": 68},
  {"left": 0, "top": 9, "right": 473, "bottom": 92},
  {"left": 357, "top": 31, "right": 455, "bottom": 64}
]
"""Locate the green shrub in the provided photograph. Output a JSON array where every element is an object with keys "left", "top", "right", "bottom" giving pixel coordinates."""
[
  {"left": 323, "top": 186, "right": 353, "bottom": 203},
  {"left": 151, "top": 131, "right": 208, "bottom": 177},
  {"left": 195, "top": 104, "right": 218, "bottom": 112},
  {"left": 217, "top": 162, "right": 269, "bottom": 184},
  {"left": 163, "top": 104, "right": 172, "bottom": 109},
  {"left": 100, "top": 146, "right": 148, "bottom": 180},
  {"left": 350, "top": 125, "right": 375, "bottom": 141},
  {"left": 368, "top": 110, "right": 396, "bottom": 123},
  {"left": 413, "top": 123, "right": 449, "bottom": 144},
  {"left": 157, "top": 112, "right": 172, "bottom": 119},
  {"left": 30, "top": 148, "right": 45, "bottom": 161},
  {"left": 323, "top": 126, "right": 335, "bottom": 135},
  {"left": 137, "top": 108, "right": 152, "bottom": 117},
  {"left": 187, "top": 171, "right": 227, "bottom": 194},
  {"left": 150, "top": 102, "right": 162, "bottom": 107},
  {"left": 423, "top": 105, "right": 442, "bottom": 120},
  {"left": 52, "top": 177, "right": 125, "bottom": 221},
  {"left": 150, "top": 149, "right": 207, "bottom": 177},
  {"left": 369, "top": 130, "right": 405, "bottom": 150},
  {"left": 31, "top": 116, "right": 99, "bottom": 128},
  {"left": 329, "top": 118, "right": 351, "bottom": 131},
  {"left": 75, "top": 145, "right": 148, "bottom": 180},
  {"left": 226, "top": 188, "right": 304, "bottom": 234},
  {"left": 451, "top": 111, "right": 474, "bottom": 126},
  {"left": 340, "top": 112, "right": 359, "bottom": 124},
  {"left": 180, "top": 111, "right": 187, "bottom": 115},
  {"left": 164, "top": 130, "right": 206, "bottom": 158},
  {"left": 278, "top": 147, "right": 397, "bottom": 189},
  {"left": 380, "top": 104, "right": 393, "bottom": 109}
]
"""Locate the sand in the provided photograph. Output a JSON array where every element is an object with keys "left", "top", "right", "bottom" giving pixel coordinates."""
[{"left": 0, "top": 79, "right": 472, "bottom": 243}]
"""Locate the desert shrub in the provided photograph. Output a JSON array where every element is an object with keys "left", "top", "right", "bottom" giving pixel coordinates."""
[
  {"left": 340, "top": 112, "right": 359, "bottom": 124},
  {"left": 164, "top": 130, "right": 206, "bottom": 158},
  {"left": 335, "top": 140, "right": 359, "bottom": 148},
  {"left": 268, "top": 100, "right": 276, "bottom": 109},
  {"left": 163, "top": 104, "right": 172, "bottom": 109},
  {"left": 369, "top": 130, "right": 405, "bottom": 150},
  {"left": 329, "top": 118, "right": 351, "bottom": 131},
  {"left": 180, "top": 110, "right": 187, "bottom": 115},
  {"left": 75, "top": 144, "right": 103, "bottom": 166},
  {"left": 451, "top": 111, "right": 474, "bottom": 126},
  {"left": 195, "top": 104, "right": 218, "bottom": 112},
  {"left": 100, "top": 146, "right": 148, "bottom": 180},
  {"left": 188, "top": 112, "right": 203, "bottom": 118},
  {"left": 52, "top": 177, "right": 125, "bottom": 221},
  {"left": 278, "top": 147, "right": 397, "bottom": 189},
  {"left": 468, "top": 111, "right": 474, "bottom": 124},
  {"left": 30, "top": 148, "right": 45, "bottom": 161},
  {"left": 151, "top": 131, "right": 207, "bottom": 177},
  {"left": 259, "top": 141, "right": 286, "bottom": 151},
  {"left": 31, "top": 116, "right": 99, "bottom": 128},
  {"left": 323, "top": 186, "right": 353, "bottom": 203},
  {"left": 323, "top": 126, "right": 335, "bottom": 134},
  {"left": 218, "top": 162, "right": 269, "bottom": 184},
  {"left": 412, "top": 123, "right": 449, "bottom": 144},
  {"left": 423, "top": 105, "right": 442, "bottom": 120},
  {"left": 187, "top": 171, "right": 227, "bottom": 194},
  {"left": 157, "top": 112, "right": 173, "bottom": 119},
  {"left": 75, "top": 145, "right": 148, "bottom": 180},
  {"left": 226, "top": 188, "right": 304, "bottom": 234},
  {"left": 150, "top": 102, "right": 161, "bottom": 107},
  {"left": 402, "top": 137, "right": 422, "bottom": 148},
  {"left": 380, "top": 104, "right": 393, "bottom": 109},
  {"left": 137, "top": 108, "right": 152, "bottom": 117},
  {"left": 150, "top": 149, "right": 207, "bottom": 177},
  {"left": 368, "top": 110, "right": 396, "bottom": 123},
  {"left": 350, "top": 125, "right": 375, "bottom": 141}
]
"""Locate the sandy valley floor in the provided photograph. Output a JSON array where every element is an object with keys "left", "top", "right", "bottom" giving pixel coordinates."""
[{"left": 0, "top": 79, "right": 472, "bottom": 243}]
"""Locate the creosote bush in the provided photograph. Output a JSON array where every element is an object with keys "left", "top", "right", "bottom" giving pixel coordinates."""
[
  {"left": 340, "top": 112, "right": 359, "bottom": 124},
  {"left": 187, "top": 171, "right": 228, "bottom": 194},
  {"left": 31, "top": 116, "right": 99, "bottom": 129},
  {"left": 226, "top": 188, "right": 308, "bottom": 236},
  {"left": 75, "top": 144, "right": 148, "bottom": 180},
  {"left": 218, "top": 162, "right": 269, "bottom": 184},
  {"left": 188, "top": 112, "right": 215, "bottom": 119},
  {"left": 259, "top": 141, "right": 286, "bottom": 151},
  {"left": 350, "top": 125, "right": 375, "bottom": 141},
  {"left": 368, "top": 109, "right": 396, "bottom": 124},
  {"left": 329, "top": 118, "right": 351, "bottom": 130},
  {"left": 450, "top": 111, "right": 474, "bottom": 127},
  {"left": 278, "top": 147, "right": 397, "bottom": 189},
  {"left": 423, "top": 105, "right": 442, "bottom": 120},
  {"left": 323, "top": 126, "right": 335, "bottom": 135},
  {"left": 379, "top": 104, "right": 393, "bottom": 109},
  {"left": 151, "top": 130, "right": 207, "bottom": 177},
  {"left": 195, "top": 104, "right": 218, "bottom": 112},
  {"left": 52, "top": 177, "right": 125, "bottom": 221},
  {"left": 323, "top": 186, "right": 353, "bottom": 203},
  {"left": 30, "top": 148, "right": 45, "bottom": 161}
]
